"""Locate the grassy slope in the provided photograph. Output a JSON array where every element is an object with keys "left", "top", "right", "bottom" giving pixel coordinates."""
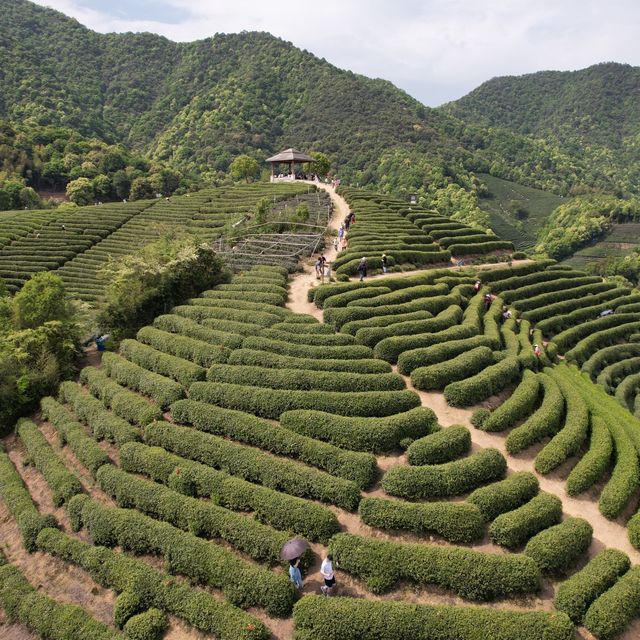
[{"left": 563, "top": 222, "right": 640, "bottom": 268}]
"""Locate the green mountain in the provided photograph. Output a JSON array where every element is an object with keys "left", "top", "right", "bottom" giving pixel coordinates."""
[
  {"left": 1, "top": 0, "right": 637, "bottom": 205},
  {"left": 444, "top": 63, "right": 640, "bottom": 197}
]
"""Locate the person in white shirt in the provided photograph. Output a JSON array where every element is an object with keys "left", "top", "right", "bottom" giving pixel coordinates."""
[{"left": 320, "top": 554, "right": 336, "bottom": 595}]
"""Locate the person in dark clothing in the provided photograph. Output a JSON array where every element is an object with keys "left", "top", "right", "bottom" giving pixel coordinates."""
[{"left": 357, "top": 257, "right": 368, "bottom": 282}]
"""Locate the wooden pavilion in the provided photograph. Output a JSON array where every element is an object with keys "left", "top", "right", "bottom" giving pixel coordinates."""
[{"left": 266, "top": 148, "right": 315, "bottom": 182}]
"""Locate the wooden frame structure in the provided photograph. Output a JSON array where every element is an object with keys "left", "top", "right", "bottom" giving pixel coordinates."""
[{"left": 266, "top": 148, "right": 315, "bottom": 181}]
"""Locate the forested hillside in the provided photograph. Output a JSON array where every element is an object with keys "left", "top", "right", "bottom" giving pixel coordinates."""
[{"left": 1, "top": 0, "right": 636, "bottom": 207}]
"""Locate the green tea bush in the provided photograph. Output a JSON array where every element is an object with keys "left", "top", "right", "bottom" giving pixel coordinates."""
[
  {"left": 406, "top": 425, "right": 471, "bottom": 465},
  {"left": 342, "top": 310, "right": 433, "bottom": 337},
  {"left": 270, "top": 321, "right": 333, "bottom": 335},
  {"left": 489, "top": 269, "right": 583, "bottom": 294},
  {"left": 566, "top": 415, "right": 612, "bottom": 495},
  {"left": 280, "top": 407, "right": 439, "bottom": 452},
  {"left": 467, "top": 472, "right": 539, "bottom": 522},
  {"left": 171, "top": 399, "right": 377, "bottom": 488},
  {"left": 322, "top": 286, "right": 392, "bottom": 309},
  {"left": 347, "top": 284, "right": 449, "bottom": 308},
  {"left": 310, "top": 282, "right": 368, "bottom": 307},
  {"left": 448, "top": 240, "right": 513, "bottom": 256},
  {"left": 597, "top": 357, "right": 640, "bottom": 393},
  {"left": 358, "top": 497, "right": 483, "bottom": 543},
  {"left": 241, "top": 335, "right": 373, "bottom": 360},
  {"left": 555, "top": 548, "right": 630, "bottom": 624},
  {"left": 489, "top": 493, "right": 562, "bottom": 549},
  {"left": 411, "top": 346, "right": 494, "bottom": 390},
  {"left": 512, "top": 282, "right": 617, "bottom": 313},
  {"left": 524, "top": 517, "right": 592, "bottom": 574},
  {"left": 137, "top": 326, "right": 229, "bottom": 367},
  {"left": 444, "top": 357, "right": 521, "bottom": 407},
  {"left": 189, "top": 381, "right": 420, "bottom": 419},
  {"left": 328, "top": 532, "right": 540, "bottom": 600},
  {"left": 552, "top": 313, "right": 640, "bottom": 352},
  {"left": 478, "top": 259, "right": 555, "bottom": 283},
  {"left": 566, "top": 321, "right": 640, "bottom": 365},
  {"left": 194, "top": 289, "right": 285, "bottom": 306},
  {"left": 382, "top": 448, "right": 506, "bottom": 499},
  {"left": 175, "top": 303, "right": 278, "bottom": 329},
  {"left": 123, "top": 608, "right": 166, "bottom": 640},
  {"left": 259, "top": 327, "right": 355, "bottom": 346}
]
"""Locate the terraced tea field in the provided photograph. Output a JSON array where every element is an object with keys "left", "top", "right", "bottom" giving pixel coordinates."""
[
  {"left": 563, "top": 222, "right": 640, "bottom": 270},
  {"left": 3, "top": 186, "right": 640, "bottom": 640}
]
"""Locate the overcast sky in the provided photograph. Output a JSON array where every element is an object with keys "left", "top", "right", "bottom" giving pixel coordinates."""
[{"left": 32, "top": 0, "right": 640, "bottom": 106}]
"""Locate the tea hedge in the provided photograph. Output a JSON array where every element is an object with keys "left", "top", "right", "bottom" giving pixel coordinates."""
[
  {"left": 524, "top": 517, "right": 592, "bottom": 575},
  {"left": 382, "top": 448, "right": 506, "bottom": 499},
  {"left": 406, "top": 425, "right": 471, "bottom": 465},
  {"left": 292, "top": 595, "right": 575, "bottom": 640},
  {"left": 143, "top": 420, "right": 361, "bottom": 510},
  {"left": 279, "top": 407, "right": 439, "bottom": 453},
  {"left": 342, "top": 310, "right": 433, "bottom": 337},
  {"left": 137, "top": 326, "right": 229, "bottom": 367},
  {"left": 35, "top": 528, "right": 270, "bottom": 640},
  {"left": 555, "top": 548, "right": 630, "bottom": 624},
  {"left": 347, "top": 284, "right": 449, "bottom": 308},
  {"left": 512, "top": 282, "right": 617, "bottom": 313},
  {"left": 259, "top": 328, "right": 356, "bottom": 346},
  {"left": 448, "top": 240, "right": 513, "bottom": 256},
  {"left": 174, "top": 304, "right": 277, "bottom": 330},
  {"left": 411, "top": 346, "right": 494, "bottom": 391},
  {"left": 328, "top": 532, "right": 540, "bottom": 600},
  {"left": 171, "top": 399, "right": 377, "bottom": 488},
  {"left": 119, "top": 442, "right": 339, "bottom": 543},
  {"left": 552, "top": 313, "right": 640, "bottom": 352},
  {"left": 466, "top": 472, "right": 540, "bottom": 522},
  {"left": 241, "top": 335, "right": 374, "bottom": 360},
  {"left": 489, "top": 493, "right": 562, "bottom": 549},
  {"left": 17, "top": 419, "right": 83, "bottom": 507},
  {"left": 358, "top": 497, "right": 484, "bottom": 543},
  {"left": 322, "top": 286, "right": 392, "bottom": 309},
  {"left": 123, "top": 609, "right": 166, "bottom": 640},
  {"left": 189, "top": 381, "right": 420, "bottom": 419},
  {"left": 597, "top": 357, "right": 640, "bottom": 394}
]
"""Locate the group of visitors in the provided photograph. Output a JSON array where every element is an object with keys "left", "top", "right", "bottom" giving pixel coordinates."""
[{"left": 289, "top": 554, "right": 336, "bottom": 596}]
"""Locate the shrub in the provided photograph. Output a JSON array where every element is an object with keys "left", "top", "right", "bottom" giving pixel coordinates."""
[
  {"left": 342, "top": 310, "right": 433, "bottom": 337},
  {"left": 347, "top": 283, "right": 449, "bottom": 308},
  {"left": 259, "top": 327, "right": 355, "bottom": 346},
  {"left": 566, "top": 415, "right": 612, "bottom": 496},
  {"left": 597, "top": 357, "right": 640, "bottom": 394},
  {"left": 448, "top": 240, "right": 513, "bottom": 256},
  {"left": 310, "top": 281, "right": 369, "bottom": 307},
  {"left": 478, "top": 370, "right": 540, "bottom": 432},
  {"left": 143, "top": 420, "right": 361, "bottom": 510},
  {"left": 241, "top": 335, "right": 373, "bottom": 360},
  {"left": 227, "top": 348, "right": 390, "bottom": 374},
  {"left": 206, "top": 363, "right": 405, "bottom": 393},
  {"left": 323, "top": 286, "right": 392, "bottom": 309},
  {"left": 566, "top": 321, "right": 640, "bottom": 365},
  {"left": 505, "top": 373, "right": 563, "bottom": 454},
  {"left": 382, "top": 448, "right": 506, "bottom": 499},
  {"left": 119, "top": 442, "right": 339, "bottom": 543},
  {"left": 524, "top": 517, "right": 592, "bottom": 574},
  {"left": 35, "top": 528, "right": 270, "bottom": 640},
  {"left": 411, "top": 346, "right": 494, "bottom": 391},
  {"left": 488, "top": 493, "right": 562, "bottom": 549},
  {"left": 551, "top": 313, "right": 640, "bottom": 352},
  {"left": 101, "top": 352, "right": 184, "bottom": 409},
  {"left": 406, "top": 425, "right": 470, "bottom": 465},
  {"left": 175, "top": 303, "right": 278, "bottom": 329},
  {"left": 328, "top": 532, "right": 540, "bottom": 600},
  {"left": 555, "top": 548, "right": 630, "bottom": 623},
  {"left": 512, "top": 281, "right": 617, "bottom": 313},
  {"left": 189, "top": 381, "right": 420, "bottom": 419},
  {"left": 137, "top": 326, "right": 229, "bottom": 367},
  {"left": 279, "top": 407, "right": 438, "bottom": 453},
  {"left": 17, "top": 418, "right": 82, "bottom": 506},
  {"left": 152, "top": 314, "right": 244, "bottom": 348},
  {"left": 444, "top": 357, "right": 521, "bottom": 407},
  {"left": 584, "top": 566, "right": 640, "bottom": 640},
  {"left": 358, "top": 497, "right": 483, "bottom": 543},
  {"left": 171, "top": 399, "right": 377, "bottom": 488},
  {"left": 466, "top": 472, "right": 539, "bottom": 522},
  {"left": 478, "top": 259, "right": 555, "bottom": 283},
  {"left": 40, "top": 396, "right": 110, "bottom": 476},
  {"left": 195, "top": 289, "right": 285, "bottom": 306},
  {"left": 123, "top": 608, "right": 167, "bottom": 640}
]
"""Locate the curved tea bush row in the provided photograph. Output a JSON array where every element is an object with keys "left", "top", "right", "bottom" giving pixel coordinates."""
[
  {"left": 358, "top": 497, "right": 484, "bottom": 543},
  {"left": 552, "top": 313, "right": 640, "bottom": 352},
  {"left": 512, "top": 281, "right": 617, "bottom": 313},
  {"left": 328, "top": 532, "right": 540, "bottom": 600},
  {"left": 17, "top": 419, "right": 82, "bottom": 507},
  {"left": 0, "top": 562, "right": 120, "bottom": 640},
  {"left": 478, "top": 259, "right": 555, "bottom": 283},
  {"left": 322, "top": 286, "right": 392, "bottom": 309},
  {"left": 342, "top": 310, "right": 433, "bottom": 337},
  {"left": 534, "top": 369, "right": 589, "bottom": 473},
  {"left": 280, "top": 407, "right": 439, "bottom": 453},
  {"left": 120, "top": 339, "right": 205, "bottom": 387},
  {"left": 241, "top": 335, "right": 373, "bottom": 360},
  {"left": 143, "top": 420, "right": 361, "bottom": 510},
  {"left": 292, "top": 595, "right": 575, "bottom": 640},
  {"left": 566, "top": 321, "right": 640, "bottom": 366},
  {"left": 406, "top": 425, "right": 471, "bottom": 465},
  {"left": 524, "top": 517, "right": 592, "bottom": 574},
  {"left": 467, "top": 472, "right": 540, "bottom": 522},
  {"left": 206, "top": 363, "right": 405, "bottom": 393},
  {"left": 310, "top": 281, "right": 369, "bottom": 307},
  {"left": 398, "top": 335, "right": 497, "bottom": 375},
  {"left": 444, "top": 357, "right": 521, "bottom": 407},
  {"left": 171, "top": 399, "right": 377, "bottom": 488},
  {"left": 0, "top": 445, "right": 57, "bottom": 552},
  {"left": 36, "top": 528, "right": 269, "bottom": 640},
  {"left": 96, "top": 464, "right": 289, "bottom": 565},
  {"left": 137, "top": 326, "right": 229, "bottom": 367},
  {"left": 337, "top": 251, "right": 451, "bottom": 276},
  {"left": 175, "top": 304, "right": 278, "bottom": 329},
  {"left": 566, "top": 415, "right": 612, "bottom": 496},
  {"left": 79, "top": 367, "right": 162, "bottom": 426},
  {"left": 411, "top": 346, "right": 494, "bottom": 391},
  {"left": 615, "top": 372, "right": 640, "bottom": 409},
  {"left": 194, "top": 289, "right": 285, "bottom": 306},
  {"left": 502, "top": 276, "right": 601, "bottom": 305},
  {"left": 382, "top": 448, "right": 506, "bottom": 499},
  {"left": 448, "top": 240, "right": 513, "bottom": 256},
  {"left": 227, "top": 348, "right": 391, "bottom": 374},
  {"left": 489, "top": 493, "right": 562, "bottom": 549},
  {"left": 270, "top": 321, "right": 333, "bottom": 334},
  {"left": 582, "top": 343, "right": 640, "bottom": 379},
  {"left": 504, "top": 373, "right": 563, "bottom": 454},
  {"left": 474, "top": 370, "right": 540, "bottom": 432},
  {"left": 597, "top": 357, "right": 640, "bottom": 393},
  {"left": 259, "top": 328, "right": 355, "bottom": 346},
  {"left": 488, "top": 268, "right": 582, "bottom": 294},
  {"left": 438, "top": 233, "right": 496, "bottom": 248},
  {"left": 189, "top": 381, "right": 420, "bottom": 419},
  {"left": 555, "top": 548, "right": 630, "bottom": 624},
  {"left": 59, "top": 381, "right": 141, "bottom": 446},
  {"left": 584, "top": 566, "right": 640, "bottom": 640},
  {"left": 347, "top": 283, "right": 449, "bottom": 308},
  {"left": 102, "top": 352, "right": 184, "bottom": 409},
  {"left": 73, "top": 495, "right": 296, "bottom": 617},
  {"left": 40, "top": 397, "right": 110, "bottom": 477},
  {"left": 119, "top": 442, "right": 339, "bottom": 543}
]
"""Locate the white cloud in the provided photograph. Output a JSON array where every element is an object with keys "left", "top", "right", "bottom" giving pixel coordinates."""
[{"left": 30, "top": 0, "right": 640, "bottom": 105}]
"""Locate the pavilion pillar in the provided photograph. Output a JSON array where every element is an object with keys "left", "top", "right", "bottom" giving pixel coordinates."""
[{"left": 270, "top": 162, "right": 274, "bottom": 182}]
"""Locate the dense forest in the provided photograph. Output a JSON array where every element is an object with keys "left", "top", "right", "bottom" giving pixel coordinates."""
[{"left": 1, "top": 0, "right": 638, "bottom": 214}]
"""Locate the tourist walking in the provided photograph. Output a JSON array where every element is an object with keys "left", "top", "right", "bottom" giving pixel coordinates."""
[
  {"left": 315, "top": 257, "right": 322, "bottom": 277},
  {"left": 357, "top": 256, "right": 368, "bottom": 282},
  {"left": 473, "top": 279, "right": 481, "bottom": 293},
  {"left": 320, "top": 554, "right": 336, "bottom": 596},
  {"left": 289, "top": 558, "right": 303, "bottom": 590},
  {"left": 381, "top": 253, "right": 388, "bottom": 274}
]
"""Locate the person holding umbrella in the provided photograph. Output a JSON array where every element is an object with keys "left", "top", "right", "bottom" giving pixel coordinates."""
[
  {"left": 281, "top": 538, "right": 309, "bottom": 590},
  {"left": 289, "top": 558, "right": 303, "bottom": 590}
]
